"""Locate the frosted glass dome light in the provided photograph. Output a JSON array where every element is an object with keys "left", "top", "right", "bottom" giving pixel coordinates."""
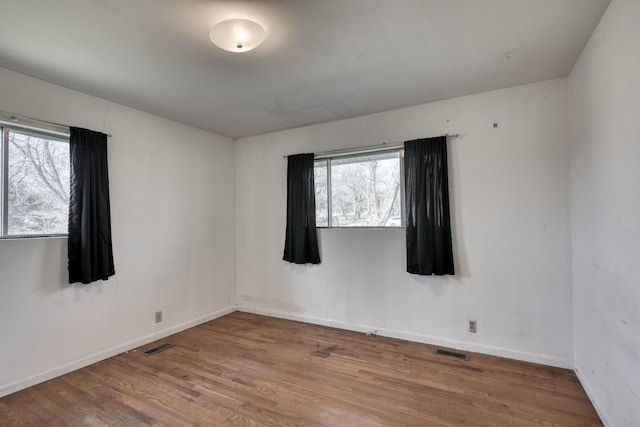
[{"left": 209, "top": 19, "right": 266, "bottom": 53}]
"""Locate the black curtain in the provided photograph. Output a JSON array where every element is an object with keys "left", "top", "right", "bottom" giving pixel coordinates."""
[
  {"left": 68, "top": 127, "right": 115, "bottom": 284},
  {"left": 404, "top": 136, "right": 454, "bottom": 275},
  {"left": 283, "top": 153, "right": 321, "bottom": 264}
]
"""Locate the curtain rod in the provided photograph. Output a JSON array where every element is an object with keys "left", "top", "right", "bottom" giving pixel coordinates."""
[
  {"left": 283, "top": 133, "right": 459, "bottom": 159},
  {"left": 0, "top": 111, "right": 113, "bottom": 138}
]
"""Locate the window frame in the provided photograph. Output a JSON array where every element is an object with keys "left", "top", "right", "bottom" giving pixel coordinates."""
[
  {"left": 315, "top": 146, "right": 405, "bottom": 229},
  {"left": 0, "top": 123, "right": 70, "bottom": 239}
]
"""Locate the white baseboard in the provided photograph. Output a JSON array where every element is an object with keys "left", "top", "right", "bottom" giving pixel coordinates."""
[
  {"left": 236, "top": 305, "right": 573, "bottom": 369},
  {"left": 1, "top": 304, "right": 574, "bottom": 399},
  {"left": 0, "top": 305, "right": 236, "bottom": 398},
  {"left": 574, "top": 364, "right": 611, "bottom": 427}
]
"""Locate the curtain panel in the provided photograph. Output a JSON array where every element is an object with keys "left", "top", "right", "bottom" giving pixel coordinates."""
[
  {"left": 283, "top": 153, "right": 321, "bottom": 264},
  {"left": 404, "top": 136, "right": 454, "bottom": 275},
  {"left": 68, "top": 127, "right": 115, "bottom": 284}
]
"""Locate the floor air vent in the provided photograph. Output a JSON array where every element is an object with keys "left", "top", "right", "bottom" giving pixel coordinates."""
[
  {"left": 143, "top": 343, "right": 175, "bottom": 356},
  {"left": 434, "top": 348, "right": 468, "bottom": 361}
]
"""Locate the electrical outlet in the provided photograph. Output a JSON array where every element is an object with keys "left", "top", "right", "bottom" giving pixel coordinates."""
[
  {"left": 155, "top": 311, "right": 162, "bottom": 323},
  {"left": 469, "top": 320, "right": 477, "bottom": 333}
]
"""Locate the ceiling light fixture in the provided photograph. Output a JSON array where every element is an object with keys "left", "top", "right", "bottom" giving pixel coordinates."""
[{"left": 209, "top": 19, "right": 266, "bottom": 53}]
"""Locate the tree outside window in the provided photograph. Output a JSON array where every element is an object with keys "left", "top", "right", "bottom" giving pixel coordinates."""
[{"left": 1, "top": 127, "right": 69, "bottom": 237}]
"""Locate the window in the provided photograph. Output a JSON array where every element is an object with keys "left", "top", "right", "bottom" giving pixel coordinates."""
[
  {"left": 1, "top": 125, "right": 70, "bottom": 237},
  {"left": 315, "top": 148, "right": 404, "bottom": 227}
]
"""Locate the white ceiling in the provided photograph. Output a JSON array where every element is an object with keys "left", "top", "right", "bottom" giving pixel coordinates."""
[{"left": 0, "top": 0, "right": 610, "bottom": 139}]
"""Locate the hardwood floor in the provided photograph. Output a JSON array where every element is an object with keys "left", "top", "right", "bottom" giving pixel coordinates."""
[{"left": 0, "top": 312, "right": 602, "bottom": 426}]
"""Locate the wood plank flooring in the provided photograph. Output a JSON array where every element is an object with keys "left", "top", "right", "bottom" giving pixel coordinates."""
[{"left": 0, "top": 312, "right": 602, "bottom": 426}]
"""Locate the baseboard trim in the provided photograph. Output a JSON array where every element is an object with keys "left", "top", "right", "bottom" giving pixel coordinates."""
[
  {"left": 236, "top": 305, "right": 573, "bottom": 369},
  {"left": 1, "top": 305, "right": 574, "bottom": 398},
  {"left": 0, "top": 305, "right": 236, "bottom": 398},
  {"left": 574, "top": 363, "right": 611, "bottom": 427}
]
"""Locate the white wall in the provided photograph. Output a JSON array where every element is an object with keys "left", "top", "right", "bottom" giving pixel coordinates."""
[
  {"left": 568, "top": 0, "right": 640, "bottom": 425},
  {"left": 235, "top": 78, "right": 573, "bottom": 367},
  {"left": 0, "top": 67, "right": 236, "bottom": 397}
]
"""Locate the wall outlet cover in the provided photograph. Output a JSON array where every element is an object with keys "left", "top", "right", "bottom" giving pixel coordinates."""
[{"left": 469, "top": 320, "right": 477, "bottom": 333}]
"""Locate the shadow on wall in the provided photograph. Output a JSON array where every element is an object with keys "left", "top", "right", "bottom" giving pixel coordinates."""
[
  {"left": 19, "top": 237, "right": 71, "bottom": 295},
  {"left": 407, "top": 274, "right": 463, "bottom": 297},
  {"left": 448, "top": 136, "right": 470, "bottom": 279}
]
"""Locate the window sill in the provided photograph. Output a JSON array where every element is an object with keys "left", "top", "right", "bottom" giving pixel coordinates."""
[
  {"left": 0, "top": 234, "right": 67, "bottom": 241},
  {"left": 317, "top": 226, "right": 405, "bottom": 230}
]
